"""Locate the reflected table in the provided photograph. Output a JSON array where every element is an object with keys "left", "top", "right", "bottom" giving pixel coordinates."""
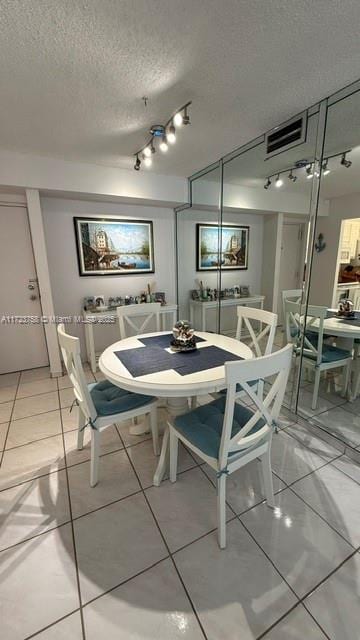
[{"left": 99, "top": 331, "right": 253, "bottom": 485}]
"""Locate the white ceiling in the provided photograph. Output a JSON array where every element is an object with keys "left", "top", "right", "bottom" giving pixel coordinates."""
[{"left": 1, "top": 0, "right": 360, "bottom": 178}]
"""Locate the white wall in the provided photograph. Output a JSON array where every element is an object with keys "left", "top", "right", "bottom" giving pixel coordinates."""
[
  {"left": 41, "top": 197, "right": 176, "bottom": 356},
  {"left": 177, "top": 209, "right": 264, "bottom": 332},
  {"left": 261, "top": 214, "right": 283, "bottom": 312},
  {"left": 309, "top": 192, "right": 360, "bottom": 306}
]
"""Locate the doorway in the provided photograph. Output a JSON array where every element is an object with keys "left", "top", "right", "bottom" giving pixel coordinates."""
[
  {"left": 278, "top": 221, "right": 305, "bottom": 323},
  {"left": 0, "top": 204, "right": 49, "bottom": 374}
]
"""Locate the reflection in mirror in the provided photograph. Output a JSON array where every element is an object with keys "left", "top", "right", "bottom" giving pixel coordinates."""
[{"left": 299, "top": 88, "right": 360, "bottom": 449}]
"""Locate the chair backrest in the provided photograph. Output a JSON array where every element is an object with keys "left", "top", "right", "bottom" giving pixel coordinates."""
[
  {"left": 117, "top": 303, "right": 161, "bottom": 339},
  {"left": 57, "top": 323, "right": 97, "bottom": 422},
  {"left": 284, "top": 299, "right": 327, "bottom": 366},
  {"left": 218, "top": 344, "right": 293, "bottom": 470},
  {"left": 282, "top": 289, "right": 303, "bottom": 328},
  {"left": 235, "top": 306, "right": 278, "bottom": 357}
]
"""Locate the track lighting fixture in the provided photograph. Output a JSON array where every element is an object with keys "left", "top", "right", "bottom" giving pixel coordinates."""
[
  {"left": 264, "top": 178, "right": 271, "bottom": 190},
  {"left": 288, "top": 170, "right": 297, "bottom": 182},
  {"left": 275, "top": 174, "right": 283, "bottom": 187},
  {"left": 133, "top": 101, "right": 191, "bottom": 170},
  {"left": 341, "top": 152, "right": 352, "bottom": 168},
  {"left": 322, "top": 159, "right": 330, "bottom": 175},
  {"left": 306, "top": 164, "right": 314, "bottom": 179}
]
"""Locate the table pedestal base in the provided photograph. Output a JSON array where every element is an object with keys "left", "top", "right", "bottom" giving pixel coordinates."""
[{"left": 153, "top": 397, "right": 189, "bottom": 486}]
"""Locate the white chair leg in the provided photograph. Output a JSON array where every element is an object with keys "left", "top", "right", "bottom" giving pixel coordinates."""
[
  {"left": 150, "top": 405, "right": 159, "bottom": 455},
  {"left": 77, "top": 410, "right": 85, "bottom": 450},
  {"left": 261, "top": 447, "right": 275, "bottom": 508},
  {"left": 90, "top": 428, "right": 100, "bottom": 487},
  {"left": 342, "top": 362, "right": 351, "bottom": 398},
  {"left": 217, "top": 474, "right": 227, "bottom": 549},
  {"left": 311, "top": 369, "right": 321, "bottom": 410},
  {"left": 169, "top": 429, "right": 179, "bottom": 483}
]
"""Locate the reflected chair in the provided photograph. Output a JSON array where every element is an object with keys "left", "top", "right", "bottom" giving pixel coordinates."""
[
  {"left": 168, "top": 345, "right": 293, "bottom": 548},
  {"left": 282, "top": 289, "right": 302, "bottom": 344},
  {"left": 117, "top": 303, "right": 161, "bottom": 339},
  {"left": 284, "top": 300, "right": 352, "bottom": 409},
  {"left": 57, "top": 323, "right": 159, "bottom": 486}
]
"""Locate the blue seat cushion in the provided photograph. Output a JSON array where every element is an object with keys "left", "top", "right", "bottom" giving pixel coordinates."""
[
  {"left": 89, "top": 380, "right": 155, "bottom": 417},
  {"left": 174, "top": 396, "right": 266, "bottom": 459},
  {"left": 305, "top": 344, "right": 351, "bottom": 364},
  {"left": 219, "top": 378, "right": 259, "bottom": 395}
]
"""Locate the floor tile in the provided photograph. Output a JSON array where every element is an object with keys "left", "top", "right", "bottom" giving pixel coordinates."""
[
  {"left": 0, "top": 385, "right": 17, "bottom": 403},
  {"left": 74, "top": 492, "right": 168, "bottom": 604},
  {"left": 0, "top": 524, "right": 79, "bottom": 640},
  {"left": 64, "top": 425, "right": 123, "bottom": 467},
  {"left": 59, "top": 387, "right": 75, "bottom": 409},
  {"left": 241, "top": 488, "right": 352, "bottom": 598},
  {"left": 12, "top": 391, "right": 59, "bottom": 421},
  {"left": 68, "top": 449, "right": 140, "bottom": 518},
  {"left": 127, "top": 439, "right": 197, "bottom": 489},
  {"left": 116, "top": 413, "right": 161, "bottom": 448},
  {"left": 332, "top": 454, "right": 360, "bottom": 485},
  {"left": 20, "top": 366, "right": 51, "bottom": 383},
  {"left": 145, "top": 467, "right": 232, "bottom": 552},
  {"left": 0, "top": 372, "right": 20, "bottom": 388},
  {"left": 292, "top": 463, "right": 360, "bottom": 547},
  {"left": 284, "top": 422, "right": 341, "bottom": 462},
  {"left": 17, "top": 377, "right": 58, "bottom": 399},
  {"left": 305, "top": 553, "right": 360, "bottom": 640},
  {"left": 203, "top": 459, "right": 285, "bottom": 515},
  {"left": 61, "top": 406, "right": 79, "bottom": 432},
  {"left": 310, "top": 406, "right": 360, "bottom": 448},
  {"left": 342, "top": 395, "right": 360, "bottom": 415},
  {"left": 296, "top": 388, "right": 338, "bottom": 417},
  {"left": 0, "top": 401, "right": 13, "bottom": 424},
  {"left": 262, "top": 604, "right": 327, "bottom": 639},
  {"left": 6, "top": 410, "right": 62, "bottom": 449},
  {"left": 0, "top": 422, "right": 8, "bottom": 450},
  {"left": 174, "top": 518, "right": 297, "bottom": 640},
  {"left": 270, "top": 431, "right": 329, "bottom": 485},
  {"left": 0, "top": 469, "right": 70, "bottom": 550},
  {"left": 83, "top": 558, "right": 204, "bottom": 640},
  {"left": 0, "top": 435, "right": 65, "bottom": 490},
  {"left": 33, "top": 612, "right": 83, "bottom": 639}
]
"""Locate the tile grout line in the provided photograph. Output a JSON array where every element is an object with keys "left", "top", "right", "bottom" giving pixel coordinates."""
[{"left": 0, "top": 372, "right": 21, "bottom": 468}]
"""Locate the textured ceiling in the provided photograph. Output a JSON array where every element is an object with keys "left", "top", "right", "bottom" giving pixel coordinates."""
[{"left": 1, "top": 0, "right": 360, "bottom": 178}]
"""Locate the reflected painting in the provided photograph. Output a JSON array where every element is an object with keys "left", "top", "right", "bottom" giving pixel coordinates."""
[
  {"left": 74, "top": 217, "right": 154, "bottom": 276},
  {"left": 196, "top": 223, "right": 249, "bottom": 271}
]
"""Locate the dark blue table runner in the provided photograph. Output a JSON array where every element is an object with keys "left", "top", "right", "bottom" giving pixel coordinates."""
[
  {"left": 138, "top": 333, "right": 205, "bottom": 348},
  {"left": 114, "top": 343, "right": 243, "bottom": 377}
]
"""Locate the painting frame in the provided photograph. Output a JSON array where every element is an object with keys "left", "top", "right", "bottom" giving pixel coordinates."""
[
  {"left": 74, "top": 217, "right": 155, "bottom": 277},
  {"left": 196, "top": 223, "right": 249, "bottom": 271}
]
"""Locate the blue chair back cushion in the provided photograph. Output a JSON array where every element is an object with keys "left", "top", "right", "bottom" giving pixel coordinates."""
[
  {"left": 89, "top": 380, "right": 154, "bottom": 417},
  {"left": 174, "top": 396, "right": 265, "bottom": 459}
]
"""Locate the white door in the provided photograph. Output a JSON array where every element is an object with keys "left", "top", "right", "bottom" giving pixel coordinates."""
[
  {"left": 278, "top": 223, "right": 304, "bottom": 323},
  {"left": 0, "top": 205, "right": 49, "bottom": 374}
]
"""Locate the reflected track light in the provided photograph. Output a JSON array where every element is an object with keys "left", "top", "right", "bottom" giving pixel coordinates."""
[
  {"left": 174, "top": 112, "right": 183, "bottom": 126},
  {"left": 167, "top": 124, "right": 176, "bottom": 144},
  {"left": 143, "top": 154, "right": 152, "bottom": 167},
  {"left": 288, "top": 170, "right": 297, "bottom": 182},
  {"left": 306, "top": 164, "right": 314, "bottom": 179},
  {"left": 341, "top": 152, "right": 352, "bottom": 168},
  {"left": 134, "top": 155, "right": 141, "bottom": 171},
  {"left": 322, "top": 159, "right": 330, "bottom": 175},
  {"left": 143, "top": 146, "right": 152, "bottom": 157},
  {"left": 159, "top": 135, "right": 168, "bottom": 152},
  {"left": 264, "top": 177, "right": 271, "bottom": 190},
  {"left": 275, "top": 174, "right": 283, "bottom": 187}
]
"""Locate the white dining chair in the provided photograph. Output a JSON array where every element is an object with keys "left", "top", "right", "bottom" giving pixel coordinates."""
[
  {"left": 57, "top": 323, "right": 159, "bottom": 486},
  {"left": 117, "top": 303, "right": 161, "bottom": 339},
  {"left": 282, "top": 289, "right": 302, "bottom": 344},
  {"left": 168, "top": 344, "right": 293, "bottom": 548},
  {"left": 284, "top": 300, "right": 352, "bottom": 409}
]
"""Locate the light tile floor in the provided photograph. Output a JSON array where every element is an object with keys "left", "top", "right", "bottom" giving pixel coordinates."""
[{"left": 1, "top": 364, "right": 360, "bottom": 639}]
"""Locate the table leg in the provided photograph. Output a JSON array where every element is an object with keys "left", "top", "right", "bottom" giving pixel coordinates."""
[{"left": 153, "top": 396, "right": 189, "bottom": 486}]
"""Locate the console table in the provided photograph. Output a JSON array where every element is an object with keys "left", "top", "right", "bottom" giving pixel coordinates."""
[
  {"left": 84, "top": 304, "right": 178, "bottom": 373},
  {"left": 189, "top": 295, "right": 265, "bottom": 332}
]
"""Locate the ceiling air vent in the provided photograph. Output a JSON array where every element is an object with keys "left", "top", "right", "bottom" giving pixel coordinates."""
[{"left": 265, "top": 111, "right": 307, "bottom": 159}]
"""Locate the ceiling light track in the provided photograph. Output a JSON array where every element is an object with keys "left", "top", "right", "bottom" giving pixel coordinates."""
[
  {"left": 133, "top": 101, "right": 192, "bottom": 171},
  {"left": 263, "top": 149, "right": 352, "bottom": 189}
]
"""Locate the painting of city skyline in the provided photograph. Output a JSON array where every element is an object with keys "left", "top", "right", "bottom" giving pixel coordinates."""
[
  {"left": 74, "top": 217, "right": 155, "bottom": 276},
  {"left": 196, "top": 223, "right": 249, "bottom": 271}
]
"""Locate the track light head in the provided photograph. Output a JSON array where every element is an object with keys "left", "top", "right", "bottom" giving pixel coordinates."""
[
  {"left": 167, "top": 124, "right": 176, "bottom": 144},
  {"left": 143, "top": 146, "right": 152, "bottom": 157},
  {"left": 288, "top": 170, "right": 297, "bottom": 182},
  {"left": 143, "top": 155, "right": 152, "bottom": 168},
  {"left": 159, "top": 135, "right": 168, "bottom": 152},
  {"left": 341, "top": 152, "right": 352, "bottom": 168},
  {"left": 264, "top": 177, "right": 271, "bottom": 190},
  {"left": 275, "top": 174, "right": 283, "bottom": 188},
  {"left": 174, "top": 112, "right": 183, "bottom": 127},
  {"left": 322, "top": 159, "right": 330, "bottom": 175},
  {"left": 306, "top": 164, "right": 314, "bottom": 179},
  {"left": 134, "top": 155, "right": 141, "bottom": 171},
  {"left": 183, "top": 106, "right": 190, "bottom": 125}
]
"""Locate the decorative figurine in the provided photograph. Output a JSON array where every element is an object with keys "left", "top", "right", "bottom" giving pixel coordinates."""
[
  {"left": 170, "top": 321, "right": 197, "bottom": 352},
  {"left": 338, "top": 298, "right": 354, "bottom": 318}
]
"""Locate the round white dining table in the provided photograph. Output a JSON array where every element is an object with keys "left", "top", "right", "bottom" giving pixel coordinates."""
[{"left": 99, "top": 330, "right": 253, "bottom": 486}]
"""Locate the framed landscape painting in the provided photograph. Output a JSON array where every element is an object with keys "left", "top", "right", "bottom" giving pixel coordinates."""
[
  {"left": 196, "top": 223, "right": 249, "bottom": 271},
  {"left": 74, "top": 217, "right": 155, "bottom": 276}
]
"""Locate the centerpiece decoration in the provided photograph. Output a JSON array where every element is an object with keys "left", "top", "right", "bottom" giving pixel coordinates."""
[
  {"left": 170, "top": 321, "right": 197, "bottom": 352},
  {"left": 337, "top": 299, "right": 355, "bottom": 318}
]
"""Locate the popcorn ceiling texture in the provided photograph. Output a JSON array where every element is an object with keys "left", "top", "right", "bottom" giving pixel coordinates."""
[{"left": 0, "top": 0, "right": 360, "bottom": 177}]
